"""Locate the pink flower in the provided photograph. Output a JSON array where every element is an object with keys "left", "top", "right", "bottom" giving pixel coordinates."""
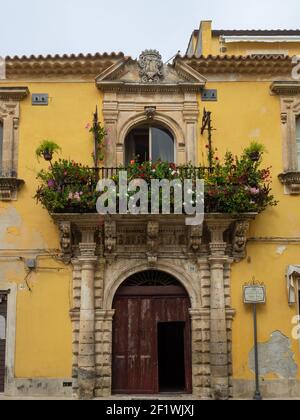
[
  {"left": 245, "top": 187, "right": 260, "bottom": 195},
  {"left": 47, "top": 180, "right": 55, "bottom": 188},
  {"left": 85, "top": 123, "right": 91, "bottom": 130}
]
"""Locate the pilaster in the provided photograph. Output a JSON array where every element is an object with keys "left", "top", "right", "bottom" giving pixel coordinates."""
[
  {"left": 207, "top": 219, "right": 231, "bottom": 400},
  {"left": 77, "top": 237, "right": 97, "bottom": 400}
]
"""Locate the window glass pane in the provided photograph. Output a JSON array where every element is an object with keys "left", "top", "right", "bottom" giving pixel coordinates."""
[
  {"left": 297, "top": 116, "right": 300, "bottom": 170},
  {"left": 0, "top": 122, "right": 3, "bottom": 174},
  {"left": 151, "top": 127, "right": 174, "bottom": 163},
  {"left": 125, "top": 128, "right": 149, "bottom": 165}
]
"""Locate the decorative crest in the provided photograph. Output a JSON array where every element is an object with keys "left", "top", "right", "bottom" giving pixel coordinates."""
[{"left": 138, "top": 50, "right": 163, "bottom": 83}]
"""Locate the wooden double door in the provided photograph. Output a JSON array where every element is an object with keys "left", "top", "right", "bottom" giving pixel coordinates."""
[{"left": 112, "top": 272, "right": 192, "bottom": 395}]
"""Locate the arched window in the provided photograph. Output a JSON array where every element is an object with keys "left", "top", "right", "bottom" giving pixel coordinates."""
[
  {"left": 297, "top": 115, "right": 300, "bottom": 170},
  {"left": 125, "top": 125, "right": 174, "bottom": 165},
  {"left": 0, "top": 121, "right": 3, "bottom": 175}
]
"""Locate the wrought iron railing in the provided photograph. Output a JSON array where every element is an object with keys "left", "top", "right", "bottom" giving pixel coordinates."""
[{"left": 95, "top": 166, "right": 212, "bottom": 180}]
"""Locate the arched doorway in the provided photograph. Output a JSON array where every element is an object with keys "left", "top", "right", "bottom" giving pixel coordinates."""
[{"left": 112, "top": 270, "right": 192, "bottom": 395}]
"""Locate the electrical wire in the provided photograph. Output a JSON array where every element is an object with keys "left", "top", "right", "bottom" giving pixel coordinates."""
[{"left": 23, "top": 271, "right": 33, "bottom": 293}]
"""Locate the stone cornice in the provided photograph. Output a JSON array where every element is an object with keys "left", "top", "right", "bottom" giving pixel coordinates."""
[
  {"left": 271, "top": 81, "right": 300, "bottom": 95},
  {"left": 51, "top": 212, "right": 256, "bottom": 225},
  {"left": 97, "top": 81, "right": 204, "bottom": 94},
  {"left": 278, "top": 172, "right": 300, "bottom": 194},
  {"left": 0, "top": 87, "right": 29, "bottom": 101}
]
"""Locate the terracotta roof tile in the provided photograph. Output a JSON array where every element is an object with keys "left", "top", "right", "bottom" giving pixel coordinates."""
[
  {"left": 212, "top": 29, "right": 300, "bottom": 36},
  {"left": 5, "top": 52, "right": 125, "bottom": 61}
]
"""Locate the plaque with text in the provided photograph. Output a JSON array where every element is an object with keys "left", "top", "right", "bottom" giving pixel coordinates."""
[{"left": 243, "top": 285, "right": 266, "bottom": 304}]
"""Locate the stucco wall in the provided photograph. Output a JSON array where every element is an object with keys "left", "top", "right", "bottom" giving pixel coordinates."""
[{"left": 0, "top": 76, "right": 299, "bottom": 397}]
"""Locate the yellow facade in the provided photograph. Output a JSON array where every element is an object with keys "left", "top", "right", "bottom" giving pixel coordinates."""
[{"left": 1, "top": 22, "right": 300, "bottom": 399}]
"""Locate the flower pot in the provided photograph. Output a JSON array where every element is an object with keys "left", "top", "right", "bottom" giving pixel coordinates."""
[
  {"left": 249, "top": 151, "right": 260, "bottom": 162},
  {"left": 42, "top": 150, "right": 53, "bottom": 161}
]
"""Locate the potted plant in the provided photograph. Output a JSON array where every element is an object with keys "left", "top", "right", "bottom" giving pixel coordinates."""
[
  {"left": 36, "top": 140, "right": 62, "bottom": 162},
  {"left": 244, "top": 142, "right": 266, "bottom": 162}
]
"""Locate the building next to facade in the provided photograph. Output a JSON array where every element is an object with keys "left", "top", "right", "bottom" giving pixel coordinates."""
[{"left": 1, "top": 20, "right": 300, "bottom": 400}]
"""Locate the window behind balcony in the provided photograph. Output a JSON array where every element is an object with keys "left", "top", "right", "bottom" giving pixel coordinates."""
[
  {"left": 0, "top": 121, "right": 3, "bottom": 175},
  {"left": 125, "top": 125, "right": 175, "bottom": 165},
  {"left": 297, "top": 115, "right": 300, "bottom": 170}
]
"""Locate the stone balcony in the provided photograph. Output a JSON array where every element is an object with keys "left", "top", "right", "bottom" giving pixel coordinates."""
[{"left": 52, "top": 213, "right": 256, "bottom": 265}]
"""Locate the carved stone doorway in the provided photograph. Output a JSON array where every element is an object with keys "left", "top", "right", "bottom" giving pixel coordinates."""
[{"left": 111, "top": 270, "right": 192, "bottom": 395}]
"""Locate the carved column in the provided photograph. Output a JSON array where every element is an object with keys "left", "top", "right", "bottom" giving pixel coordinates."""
[
  {"left": 207, "top": 220, "right": 231, "bottom": 400},
  {"left": 77, "top": 227, "right": 97, "bottom": 399}
]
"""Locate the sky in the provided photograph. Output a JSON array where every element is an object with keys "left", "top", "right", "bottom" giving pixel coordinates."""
[{"left": 1, "top": 0, "right": 300, "bottom": 60}]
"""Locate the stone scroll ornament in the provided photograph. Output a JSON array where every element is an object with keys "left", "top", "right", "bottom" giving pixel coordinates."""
[
  {"left": 138, "top": 50, "right": 164, "bottom": 83},
  {"left": 104, "top": 220, "right": 117, "bottom": 254},
  {"left": 146, "top": 221, "right": 159, "bottom": 265}
]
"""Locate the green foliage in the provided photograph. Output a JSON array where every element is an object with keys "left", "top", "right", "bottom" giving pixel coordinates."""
[
  {"left": 88, "top": 120, "right": 107, "bottom": 166},
  {"left": 203, "top": 150, "right": 278, "bottom": 213},
  {"left": 35, "top": 148, "right": 278, "bottom": 214},
  {"left": 35, "top": 140, "right": 62, "bottom": 161},
  {"left": 243, "top": 141, "right": 267, "bottom": 161},
  {"left": 35, "top": 159, "right": 99, "bottom": 213}
]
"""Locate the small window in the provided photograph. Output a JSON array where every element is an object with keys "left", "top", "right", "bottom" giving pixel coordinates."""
[
  {"left": 297, "top": 116, "right": 300, "bottom": 170},
  {"left": 125, "top": 125, "right": 175, "bottom": 165},
  {"left": 0, "top": 121, "right": 3, "bottom": 175}
]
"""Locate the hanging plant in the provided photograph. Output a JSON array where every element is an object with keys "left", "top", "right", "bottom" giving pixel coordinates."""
[
  {"left": 36, "top": 140, "right": 62, "bottom": 162},
  {"left": 244, "top": 142, "right": 267, "bottom": 162}
]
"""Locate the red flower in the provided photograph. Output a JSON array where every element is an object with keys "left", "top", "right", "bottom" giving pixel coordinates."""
[{"left": 130, "top": 160, "right": 135, "bottom": 165}]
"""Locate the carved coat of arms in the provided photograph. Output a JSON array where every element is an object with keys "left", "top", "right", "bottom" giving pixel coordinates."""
[{"left": 138, "top": 50, "right": 163, "bottom": 83}]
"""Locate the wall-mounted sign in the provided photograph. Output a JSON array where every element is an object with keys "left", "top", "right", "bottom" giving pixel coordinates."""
[{"left": 243, "top": 285, "right": 266, "bottom": 304}]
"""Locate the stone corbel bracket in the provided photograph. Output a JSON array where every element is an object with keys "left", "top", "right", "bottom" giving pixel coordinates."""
[
  {"left": 57, "top": 221, "right": 73, "bottom": 264},
  {"left": 189, "top": 224, "right": 203, "bottom": 253},
  {"left": 146, "top": 220, "right": 159, "bottom": 265},
  {"left": 232, "top": 219, "right": 252, "bottom": 262},
  {"left": 104, "top": 220, "right": 117, "bottom": 254}
]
